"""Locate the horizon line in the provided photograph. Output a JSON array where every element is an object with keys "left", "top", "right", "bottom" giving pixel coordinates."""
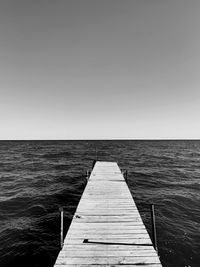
[{"left": 0, "top": 139, "right": 199, "bottom": 141}]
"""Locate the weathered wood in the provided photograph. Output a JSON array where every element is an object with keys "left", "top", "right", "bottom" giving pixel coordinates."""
[
  {"left": 54, "top": 161, "right": 162, "bottom": 267},
  {"left": 54, "top": 265, "right": 161, "bottom": 267},
  {"left": 58, "top": 250, "right": 158, "bottom": 257},
  {"left": 70, "top": 222, "right": 146, "bottom": 227},
  {"left": 55, "top": 256, "right": 160, "bottom": 265},
  {"left": 61, "top": 244, "right": 155, "bottom": 251},
  {"left": 67, "top": 229, "right": 147, "bottom": 234},
  {"left": 63, "top": 239, "right": 153, "bottom": 246}
]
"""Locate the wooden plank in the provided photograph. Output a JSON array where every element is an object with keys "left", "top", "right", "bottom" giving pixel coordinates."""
[
  {"left": 76, "top": 206, "right": 138, "bottom": 209},
  {"left": 69, "top": 226, "right": 147, "bottom": 232},
  {"left": 54, "top": 265, "right": 161, "bottom": 267},
  {"left": 70, "top": 223, "right": 146, "bottom": 229},
  {"left": 72, "top": 217, "right": 143, "bottom": 223},
  {"left": 67, "top": 229, "right": 148, "bottom": 235},
  {"left": 63, "top": 239, "right": 153, "bottom": 246},
  {"left": 77, "top": 213, "right": 142, "bottom": 217},
  {"left": 77, "top": 207, "right": 137, "bottom": 211},
  {"left": 58, "top": 250, "right": 158, "bottom": 257},
  {"left": 55, "top": 256, "right": 160, "bottom": 265},
  {"left": 61, "top": 244, "right": 155, "bottom": 252},
  {"left": 68, "top": 236, "right": 151, "bottom": 241},
  {"left": 54, "top": 161, "right": 162, "bottom": 267}
]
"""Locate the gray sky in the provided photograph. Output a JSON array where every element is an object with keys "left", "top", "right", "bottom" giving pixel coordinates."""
[{"left": 0, "top": 0, "right": 200, "bottom": 139}]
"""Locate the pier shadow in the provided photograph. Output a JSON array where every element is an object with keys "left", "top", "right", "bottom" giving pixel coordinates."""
[{"left": 83, "top": 239, "right": 152, "bottom": 246}]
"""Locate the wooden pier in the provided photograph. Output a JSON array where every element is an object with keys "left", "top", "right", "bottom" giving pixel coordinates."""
[{"left": 54, "top": 161, "right": 162, "bottom": 267}]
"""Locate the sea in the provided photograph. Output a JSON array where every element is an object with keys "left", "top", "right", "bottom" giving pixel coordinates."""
[{"left": 0, "top": 140, "right": 200, "bottom": 267}]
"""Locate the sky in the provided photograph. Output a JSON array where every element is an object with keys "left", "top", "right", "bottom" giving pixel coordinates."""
[{"left": 0, "top": 0, "right": 200, "bottom": 139}]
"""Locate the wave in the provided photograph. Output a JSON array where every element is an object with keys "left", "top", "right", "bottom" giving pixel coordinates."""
[
  {"left": 1, "top": 140, "right": 200, "bottom": 267},
  {"left": 42, "top": 151, "right": 72, "bottom": 159}
]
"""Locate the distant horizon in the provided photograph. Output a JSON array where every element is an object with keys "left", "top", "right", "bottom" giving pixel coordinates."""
[{"left": 0, "top": 139, "right": 200, "bottom": 141}]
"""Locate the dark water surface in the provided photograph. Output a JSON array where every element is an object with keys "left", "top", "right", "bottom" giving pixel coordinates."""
[{"left": 0, "top": 140, "right": 200, "bottom": 267}]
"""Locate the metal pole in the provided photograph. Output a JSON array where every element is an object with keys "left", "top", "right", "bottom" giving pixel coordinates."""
[
  {"left": 150, "top": 204, "right": 158, "bottom": 254},
  {"left": 59, "top": 207, "right": 64, "bottom": 249},
  {"left": 122, "top": 169, "right": 128, "bottom": 182},
  {"left": 125, "top": 170, "right": 128, "bottom": 182},
  {"left": 86, "top": 170, "right": 90, "bottom": 181},
  {"left": 95, "top": 147, "right": 98, "bottom": 161}
]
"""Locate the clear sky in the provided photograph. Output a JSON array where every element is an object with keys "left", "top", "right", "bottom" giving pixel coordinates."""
[{"left": 0, "top": 0, "right": 200, "bottom": 139}]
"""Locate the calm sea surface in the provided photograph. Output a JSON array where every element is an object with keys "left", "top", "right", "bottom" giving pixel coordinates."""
[{"left": 0, "top": 140, "right": 200, "bottom": 267}]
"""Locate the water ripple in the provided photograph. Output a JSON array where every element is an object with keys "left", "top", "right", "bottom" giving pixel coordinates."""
[{"left": 0, "top": 140, "right": 200, "bottom": 267}]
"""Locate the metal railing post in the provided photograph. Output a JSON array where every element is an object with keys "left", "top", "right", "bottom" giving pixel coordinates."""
[
  {"left": 150, "top": 203, "right": 158, "bottom": 254},
  {"left": 95, "top": 147, "right": 98, "bottom": 161},
  {"left": 86, "top": 170, "right": 91, "bottom": 181},
  {"left": 122, "top": 169, "right": 128, "bottom": 182},
  {"left": 59, "top": 207, "right": 64, "bottom": 249},
  {"left": 124, "top": 169, "right": 128, "bottom": 182}
]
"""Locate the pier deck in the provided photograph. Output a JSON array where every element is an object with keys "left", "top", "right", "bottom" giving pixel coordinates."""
[{"left": 54, "top": 161, "right": 162, "bottom": 267}]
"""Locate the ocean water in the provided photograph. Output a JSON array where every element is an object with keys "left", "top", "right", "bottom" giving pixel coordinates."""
[{"left": 0, "top": 140, "right": 200, "bottom": 267}]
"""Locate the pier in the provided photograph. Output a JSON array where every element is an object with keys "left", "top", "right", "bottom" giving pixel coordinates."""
[{"left": 54, "top": 161, "right": 162, "bottom": 266}]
